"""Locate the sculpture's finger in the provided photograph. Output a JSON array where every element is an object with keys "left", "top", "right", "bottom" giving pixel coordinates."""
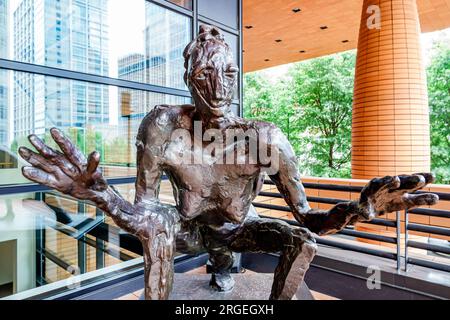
[
  {"left": 50, "top": 128, "right": 87, "bottom": 168},
  {"left": 387, "top": 176, "right": 401, "bottom": 190},
  {"left": 19, "top": 147, "right": 54, "bottom": 173},
  {"left": 403, "top": 193, "right": 439, "bottom": 209},
  {"left": 397, "top": 174, "right": 426, "bottom": 192},
  {"left": 360, "top": 176, "right": 395, "bottom": 203},
  {"left": 28, "top": 134, "right": 59, "bottom": 158},
  {"left": 413, "top": 172, "right": 435, "bottom": 185},
  {"left": 22, "top": 166, "right": 60, "bottom": 188},
  {"left": 86, "top": 151, "right": 100, "bottom": 175}
]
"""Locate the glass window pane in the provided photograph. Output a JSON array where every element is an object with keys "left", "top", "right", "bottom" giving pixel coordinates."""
[
  {"left": 144, "top": 1, "right": 192, "bottom": 90},
  {"left": 2, "top": 0, "right": 192, "bottom": 90},
  {"left": 198, "top": 0, "right": 238, "bottom": 29},
  {"left": 167, "top": 0, "right": 192, "bottom": 10},
  {"left": 0, "top": 189, "right": 142, "bottom": 297},
  {"left": 0, "top": 70, "right": 190, "bottom": 186},
  {"left": 0, "top": 179, "right": 178, "bottom": 298}
]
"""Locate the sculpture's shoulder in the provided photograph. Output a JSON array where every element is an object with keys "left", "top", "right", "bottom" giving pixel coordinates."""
[
  {"left": 143, "top": 104, "right": 195, "bottom": 126},
  {"left": 137, "top": 104, "right": 195, "bottom": 146},
  {"left": 234, "top": 117, "right": 282, "bottom": 143}
]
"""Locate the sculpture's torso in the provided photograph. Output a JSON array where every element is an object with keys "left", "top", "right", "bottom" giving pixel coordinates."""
[{"left": 138, "top": 104, "right": 276, "bottom": 227}]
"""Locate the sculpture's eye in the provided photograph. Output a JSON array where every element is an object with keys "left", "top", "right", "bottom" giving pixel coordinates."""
[
  {"left": 195, "top": 67, "right": 213, "bottom": 81},
  {"left": 225, "top": 65, "right": 239, "bottom": 78},
  {"left": 195, "top": 73, "right": 207, "bottom": 81}
]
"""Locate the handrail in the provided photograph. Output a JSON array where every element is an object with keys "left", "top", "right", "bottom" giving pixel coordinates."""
[
  {"left": 3, "top": 176, "right": 449, "bottom": 284},
  {"left": 256, "top": 180, "right": 450, "bottom": 274}
]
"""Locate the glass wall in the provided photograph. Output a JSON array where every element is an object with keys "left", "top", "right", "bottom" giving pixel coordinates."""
[{"left": 0, "top": 0, "right": 242, "bottom": 299}]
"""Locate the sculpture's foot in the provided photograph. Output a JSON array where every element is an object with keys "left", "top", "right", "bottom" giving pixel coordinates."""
[{"left": 209, "top": 273, "right": 235, "bottom": 292}]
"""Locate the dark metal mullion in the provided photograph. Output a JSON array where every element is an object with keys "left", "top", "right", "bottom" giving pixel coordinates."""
[
  {"left": 35, "top": 192, "right": 46, "bottom": 286},
  {"left": 0, "top": 59, "right": 191, "bottom": 98},
  {"left": 95, "top": 208, "right": 106, "bottom": 269},
  {"left": 192, "top": 0, "right": 198, "bottom": 38},
  {"left": 77, "top": 202, "right": 87, "bottom": 275}
]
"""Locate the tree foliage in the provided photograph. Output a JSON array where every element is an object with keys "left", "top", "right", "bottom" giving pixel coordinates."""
[
  {"left": 427, "top": 39, "right": 450, "bottom": 184},
  {"left": 245, "top": 44, "right": 449, "bottom": 184},
  {"left": 244, "top": 51, "right": 356, "bottom": 178}
]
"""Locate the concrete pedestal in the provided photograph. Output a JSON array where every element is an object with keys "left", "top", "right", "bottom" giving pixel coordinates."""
[{"left": 141, "top": 273, "right": 314, "bottom": 300}]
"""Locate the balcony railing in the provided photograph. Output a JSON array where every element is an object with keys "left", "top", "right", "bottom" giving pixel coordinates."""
[
  {"left": 1, "top": 176, "right": 449, "bottom": 298},
  {"left": 254, "top": 179, "right": 450, "bottom": 273}
]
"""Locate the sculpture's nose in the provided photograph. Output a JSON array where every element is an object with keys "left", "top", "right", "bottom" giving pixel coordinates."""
[{"left": 214, "top": 75, "right": 225, "bottom": 100}]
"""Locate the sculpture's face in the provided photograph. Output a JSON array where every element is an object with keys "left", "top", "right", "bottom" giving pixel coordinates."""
[{"left": 185, "top": 40, "right": 239, "bottom": 111}]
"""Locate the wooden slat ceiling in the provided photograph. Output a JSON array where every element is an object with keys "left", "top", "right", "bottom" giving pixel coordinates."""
[{"left": 243, "top": 0, "right": 450, "bottom": 72}]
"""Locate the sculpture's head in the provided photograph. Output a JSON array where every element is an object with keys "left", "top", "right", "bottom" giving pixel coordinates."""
[{"left": 183, "top": 24, "right": 239, "bottom": 118}]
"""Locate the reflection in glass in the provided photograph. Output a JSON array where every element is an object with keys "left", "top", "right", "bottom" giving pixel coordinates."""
[
  {"left": 4, "top": 0, "right": 192, "bottom": 89},
  {"left": 11, "top": 0, "right": 109, "bottom": 76},
  {"left": 144, "top": 2, "right": 191, "bottom": 90},
  {"left": 167, "top": 0, "right": 193, "bottom": 10},
  {"left": 0, "top": 0, "right": 9, "bottom": 150},
  {"left": 0, "top": 70, "right": 190, "bottom": 185},
  {"left": 0, "top": 180, "right": 175, "bottom": 297}
]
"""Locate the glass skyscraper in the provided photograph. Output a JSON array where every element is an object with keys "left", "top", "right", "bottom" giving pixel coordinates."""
[
  {"left": 13, "top": 0, "right": 110, "bottom": 139},
  {"left": 0, "top": 0, "right": 8, "bottom": 147},
  {"left": 145, "top": 2, "right": 190, "bottom": 92}
]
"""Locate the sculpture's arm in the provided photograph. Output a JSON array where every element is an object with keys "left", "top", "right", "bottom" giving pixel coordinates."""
[
  {"left": 19, "top": 128, "right": 141, "bottom": 234},
  {"left": 134, "top": 106, "right": 172, "bottom": 204},
  {"left": 267, "top": 128, "right": 439, "bottom": 236}
]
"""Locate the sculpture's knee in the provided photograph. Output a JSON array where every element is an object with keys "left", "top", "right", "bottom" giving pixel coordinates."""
[{"left": 292, "top": 227, "right": 317, "bottom": 256}]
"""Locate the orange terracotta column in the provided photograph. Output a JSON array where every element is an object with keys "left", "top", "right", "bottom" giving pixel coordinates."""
[{"left": 351, "top": 0, "right": 431, "bottom": 179}]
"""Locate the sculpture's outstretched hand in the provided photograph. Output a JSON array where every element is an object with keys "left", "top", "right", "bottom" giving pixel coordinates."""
[
  {"left": 19, "top": 128, "right": 108, "bottom": 203},
  {"left": 357, "top": 173, "right": 439, "bottom": 221}
]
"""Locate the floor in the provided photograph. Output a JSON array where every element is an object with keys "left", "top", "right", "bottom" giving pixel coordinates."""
[
  {"left": 0, "top": 283, "right": 13, "bottom": 299},
  {"left": 115, "top": 267, "right": 338, "bottom": 300}
]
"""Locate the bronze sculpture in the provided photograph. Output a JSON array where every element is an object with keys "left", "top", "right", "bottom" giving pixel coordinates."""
[{"left": 19, "top": 25, "right": 439, "bottom": 300}]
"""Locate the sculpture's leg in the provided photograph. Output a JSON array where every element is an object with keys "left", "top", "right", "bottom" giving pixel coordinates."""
[
  {"left": 200, "top": 225, "right": 237, "bottom": 292},
  {"left": 137, "top": 203, "right": 181, "bottom": 300},
  {"left": 228, "top": 218, "right": 317, "bottom": 300},
  {"left": 141, "top": 232, "right": 177, "bottom": 300},
  {"left": 176, "top": 220, "right": 205, "bottom": 254},
  {"left": 208, "top": 247, "right": 235, "bottom": 292}
]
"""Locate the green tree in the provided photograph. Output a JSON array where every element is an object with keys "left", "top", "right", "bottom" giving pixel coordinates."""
[
  {"left": 243, "top": 73, "right": 274, "bottom": 120},
  {"left": 244, "top": 51, "right": 356, "bottom": 178},
  {"left": 427, "top": 40, "right": 450, "bottom": 184},
  {"left": 289, "top": 51, "right": 356, "bottom": 177}
]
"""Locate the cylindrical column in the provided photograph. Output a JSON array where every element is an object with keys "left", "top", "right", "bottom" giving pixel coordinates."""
[{"left": 352, "top": 0, "right": 431, "bottom": 179}]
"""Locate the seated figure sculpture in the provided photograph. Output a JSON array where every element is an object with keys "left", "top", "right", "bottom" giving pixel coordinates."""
[{"left": 19, "top": 25, "right": 439, "bottom": 300}]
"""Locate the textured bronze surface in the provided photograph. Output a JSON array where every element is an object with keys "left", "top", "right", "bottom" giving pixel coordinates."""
[{"left": 20, "top": 24, "right": 439, "bottom": 300}]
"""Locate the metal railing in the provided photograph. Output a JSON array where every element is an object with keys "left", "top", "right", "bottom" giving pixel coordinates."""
[
  {"left": 253, "top": 180, "right": 450, "bottom": 273},
  {"left": 1, "top": 177, "right": 449, "bottom": 288}
]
